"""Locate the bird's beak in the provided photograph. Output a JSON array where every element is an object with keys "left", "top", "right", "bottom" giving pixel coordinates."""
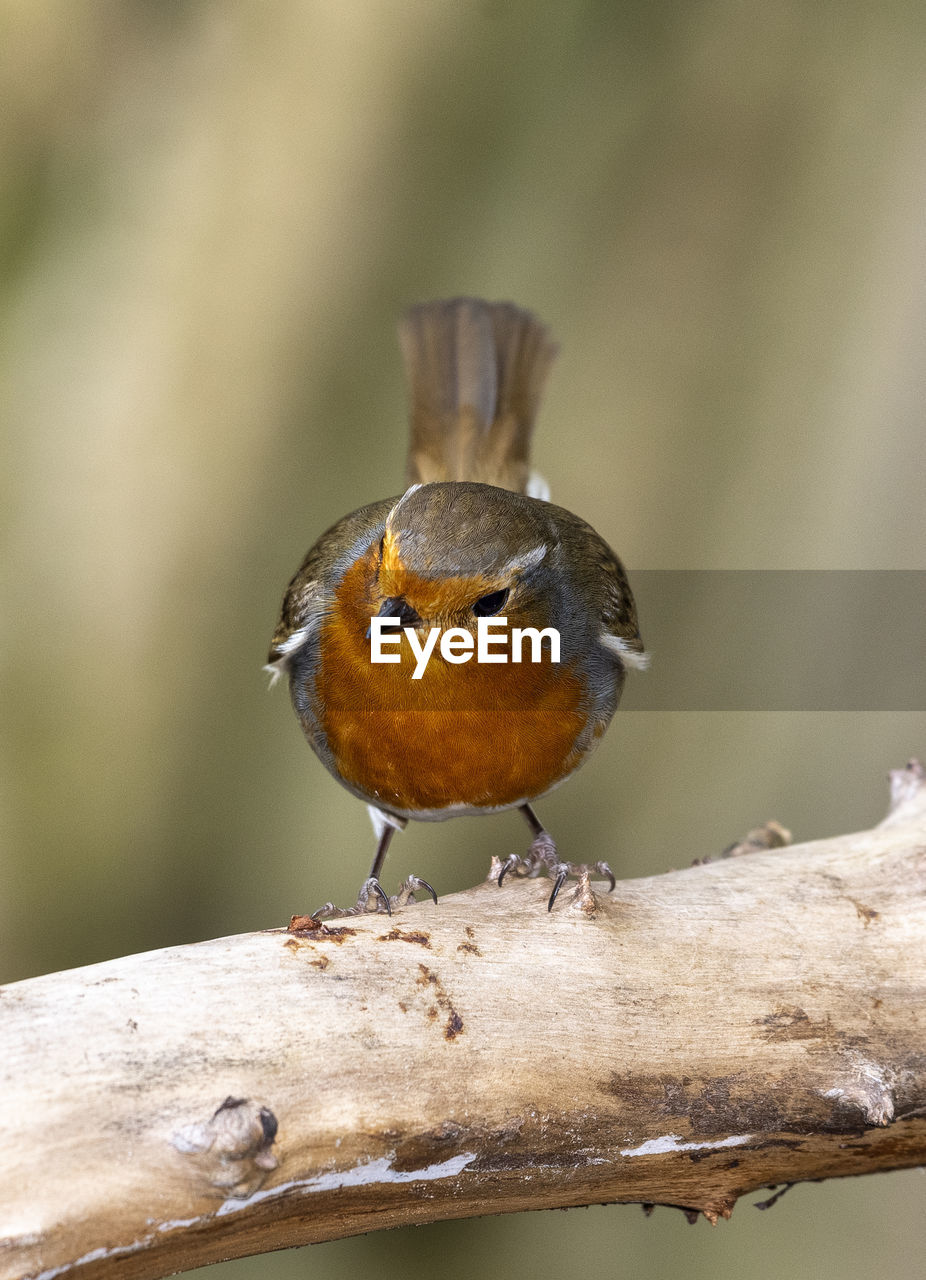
[{"left": 365, "top": 596, "right": 422, "bottom": 638}]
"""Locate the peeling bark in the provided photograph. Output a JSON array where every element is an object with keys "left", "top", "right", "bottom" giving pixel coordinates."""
[{"left": 1, "top": 761, "right": 925, "bottom": 1279}]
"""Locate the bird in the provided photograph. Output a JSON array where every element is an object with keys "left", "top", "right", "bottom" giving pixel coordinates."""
[{"left": 267, "top": 298, "right": 646, "bottom": 914}]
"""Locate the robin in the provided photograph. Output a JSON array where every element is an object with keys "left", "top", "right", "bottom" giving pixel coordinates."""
[{"left": 267, "top": 298, "right": 646, "bottom": 913}]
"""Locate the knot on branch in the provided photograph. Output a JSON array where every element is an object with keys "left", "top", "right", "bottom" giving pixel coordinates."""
[
  {"left": 172, "top": 1096, "right": 279, "bottom": 1198},
  {"left": 881, "top": 758, "right": 926, "bottom": 828},
  {"left": 822, "top": 1057, "right": 896, "bottom": 1127}
]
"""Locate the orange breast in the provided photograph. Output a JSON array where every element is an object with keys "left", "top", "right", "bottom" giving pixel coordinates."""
[{"left": 315, "top": 551, "right": 587, "bottom": 813}]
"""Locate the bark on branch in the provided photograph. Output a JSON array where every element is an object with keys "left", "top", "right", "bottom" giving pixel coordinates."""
[{"left": 3, "top": 761, "right": 926, "bottom": 1280}]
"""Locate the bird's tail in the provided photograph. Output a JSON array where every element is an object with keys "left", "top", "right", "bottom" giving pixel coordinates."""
[{"left": 399, "top": 297, "right": 557, "bottom": 495}]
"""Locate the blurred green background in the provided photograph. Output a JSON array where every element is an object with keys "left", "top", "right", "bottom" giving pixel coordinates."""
[{"left": 2, "top": 1, "right": 925, "bottom": 1276}]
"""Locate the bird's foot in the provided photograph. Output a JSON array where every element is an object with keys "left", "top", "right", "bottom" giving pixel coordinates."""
[
  {"left": 312, "top": 874, "right": 437, "bottom": 920},
  {"left": 494, "top": 830, "right": 616, "bottom": 911},
  {"left": 390, "top": 875, "right": 439, "bottom": 911}
]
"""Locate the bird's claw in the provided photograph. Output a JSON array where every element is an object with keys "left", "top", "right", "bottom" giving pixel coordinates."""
[
  {"left": 495, "top": 854, "right": 523, "bottom": 888},
  {"left": 495, "top": 838, "right": 616, "bottom": 911},
  {"left": 312, "top": 874, "right": 437, "bottom": 920},
  {"left": 391, "top": 875, "right": 439, "bottom": 909},
  {"left": 593, "top": 860, "right": 617, "bottom": 892}
]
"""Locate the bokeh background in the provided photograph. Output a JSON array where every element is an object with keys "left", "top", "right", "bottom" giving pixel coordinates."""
[{"left": 2, "top": 1, "right": 925, "bottom": 1277}]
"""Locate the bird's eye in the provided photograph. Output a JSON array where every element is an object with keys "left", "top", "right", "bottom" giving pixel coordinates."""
[{"left": 472, "top": 588, "right": 509, "bottom": 617}]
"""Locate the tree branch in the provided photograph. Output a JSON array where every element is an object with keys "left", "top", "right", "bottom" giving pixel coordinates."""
[{"left": 3, "top": 761, "right": 926, "bottom": 1280}]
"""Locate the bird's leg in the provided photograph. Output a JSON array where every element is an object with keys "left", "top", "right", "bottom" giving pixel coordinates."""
[
  {"left": 312, "top": 823, "right": 436, "bottom": 919},
  {"left": 495, "top": 803, "right": 616, "bottom": 911}
]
